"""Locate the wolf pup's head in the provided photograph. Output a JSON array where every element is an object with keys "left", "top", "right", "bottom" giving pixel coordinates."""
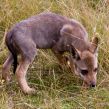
[{"left": 69, "top": 37, "right": 99, "bottom": 88}]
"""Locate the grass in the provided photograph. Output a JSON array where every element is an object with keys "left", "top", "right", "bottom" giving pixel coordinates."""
[{"left": 0, "top": 0, "right": 109, "bottom": 108}]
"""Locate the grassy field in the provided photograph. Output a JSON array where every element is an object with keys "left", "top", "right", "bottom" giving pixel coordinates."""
[{"left": 0, "top": 0, "right": 109, "bottom": 109}]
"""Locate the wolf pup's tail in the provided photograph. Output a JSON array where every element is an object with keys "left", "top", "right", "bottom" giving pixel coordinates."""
[{"left": 5, "top": 30, "right": 18, "bottom": 74}]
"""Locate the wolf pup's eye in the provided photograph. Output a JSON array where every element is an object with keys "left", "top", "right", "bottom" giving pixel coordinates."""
[
  {"left": 94, "top": 68, "right": 98, "bottom": 72},
  {"left": 81, "top": 69, "right": 88, "bottom": 75}
]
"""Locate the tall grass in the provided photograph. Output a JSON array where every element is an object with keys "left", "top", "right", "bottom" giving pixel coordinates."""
[{"left": 0, "top": 0, "right": 109, "bottom": 109}]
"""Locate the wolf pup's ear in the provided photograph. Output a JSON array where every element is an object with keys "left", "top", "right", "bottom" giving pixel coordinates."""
[
  {"left": 90, "top": 36, "right": 99, "bottom": 53},
  {"left": 60, "top": 24, "right": 73, "bottom": 36},
  {"left": 68, "top": 44, "right": 81, "bottom": 60}
]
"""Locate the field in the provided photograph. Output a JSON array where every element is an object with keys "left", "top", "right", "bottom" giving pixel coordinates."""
[{"left": 0, "top": 0, "right": 109, "bottom": 109}]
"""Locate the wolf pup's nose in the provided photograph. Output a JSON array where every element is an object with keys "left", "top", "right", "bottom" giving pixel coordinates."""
[
  {"left": 90, "top": 82, "right": 96, "bottom": 88},
  {"left": 91, "top": 84, "right": 95, "bottom": 87}
]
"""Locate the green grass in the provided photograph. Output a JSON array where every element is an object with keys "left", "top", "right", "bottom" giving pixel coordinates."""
[{"left": 0, "top": 0, "right": 109, "bottom": 109}]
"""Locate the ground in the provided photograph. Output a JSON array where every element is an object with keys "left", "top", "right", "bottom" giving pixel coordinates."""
[{"left": 0, "top": 0, "right": 109, "bottom": 109}]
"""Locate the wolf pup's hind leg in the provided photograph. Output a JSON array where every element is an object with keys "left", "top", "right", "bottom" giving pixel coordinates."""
[
  {"left": 15, "top": 41, "right": 37, "bottom": 94},
  {"left": 16, "top": 58, "right": 36, "bottom": 94},
  {"left": 2, "top": 53, "right": 13, "bottom": 82}
]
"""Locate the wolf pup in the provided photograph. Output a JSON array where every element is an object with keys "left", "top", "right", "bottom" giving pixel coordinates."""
[{"left": 2, "top": 12, "right": 99, "bottom": 94}]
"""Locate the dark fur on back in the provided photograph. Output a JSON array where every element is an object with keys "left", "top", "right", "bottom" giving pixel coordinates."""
[{"left": 5, "top": 30, "right": 17, "bottom": 74}]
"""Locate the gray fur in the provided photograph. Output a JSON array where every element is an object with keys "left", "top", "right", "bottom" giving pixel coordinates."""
[{"left": 6, "top": 12, "right": 89, "bottom": 59}]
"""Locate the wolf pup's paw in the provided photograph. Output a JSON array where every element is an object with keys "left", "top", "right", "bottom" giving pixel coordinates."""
[{"left": 23, "top": 87, "right": 36, "bottom": 95}]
